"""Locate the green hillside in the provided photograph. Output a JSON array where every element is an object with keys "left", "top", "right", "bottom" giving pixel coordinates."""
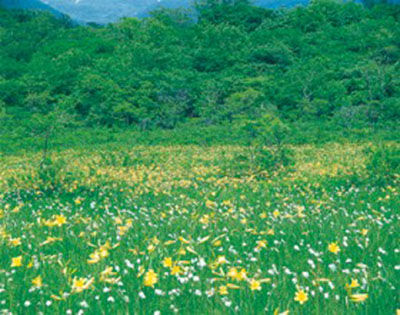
[{"left": 1, "top": 1, "right": 399, "bottom": 136}]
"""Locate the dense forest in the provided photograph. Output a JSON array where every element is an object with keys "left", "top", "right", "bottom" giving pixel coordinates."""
[{"left": 0, "top": 0, "right": 399, "bottom": 134}]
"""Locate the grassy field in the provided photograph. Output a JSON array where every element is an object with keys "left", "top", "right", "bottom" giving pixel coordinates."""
[{"left": 0, "top": 140, "right": 398, "bottom": 314}]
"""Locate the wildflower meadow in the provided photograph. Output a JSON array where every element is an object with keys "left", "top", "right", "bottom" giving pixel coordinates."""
[{"left": 0, "top": 141, "right": 398, "bottom": 314}]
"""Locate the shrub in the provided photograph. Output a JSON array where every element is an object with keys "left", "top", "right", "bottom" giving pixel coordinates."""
[
  {"left": 365, "top": 143, "right": 400, "bottom": 185},
  {"left": 37, "top": 156, "right": 68, "bottom": 190},
  {"left": 228, "top": 114, "right": 295, "bottom": 177}
]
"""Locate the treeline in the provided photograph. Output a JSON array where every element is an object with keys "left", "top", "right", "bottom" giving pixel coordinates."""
[{"left": 0, "top": 0, "right": 400, "bottom": 131}]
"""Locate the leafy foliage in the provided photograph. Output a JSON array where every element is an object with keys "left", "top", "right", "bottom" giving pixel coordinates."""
[
  {"left": 242, "top": 114, "right": 294, "bottom": 174},
  {"left": 365, "top": 143, "right": 400, "bottom": 185},
  {"left": 0, "top": 1, "right": 399, "bottom": 133}
]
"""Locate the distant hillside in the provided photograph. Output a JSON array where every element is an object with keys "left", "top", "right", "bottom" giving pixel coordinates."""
[
  {"left": 2, "top": 0, "right": 399, "bottom": 23},
  {"left": 0, "top": 0, "right": 64, "bottom": 16},
  {"left": 36, "top": 0, "right": 309, "bottom": 24}
]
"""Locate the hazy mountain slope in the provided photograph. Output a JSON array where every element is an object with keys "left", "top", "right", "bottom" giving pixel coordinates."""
[
  {"left": 3, "top": 0, "right": 399, "bottom": 24},
  {"left": 39, "top": 0, "right": 153, "bottom": 23},
  {"left": 39, "top": 0, "right": 309, "bottom": 23},
  {"left": 0, "top": 0, "right": 63, "bottom": 16}
]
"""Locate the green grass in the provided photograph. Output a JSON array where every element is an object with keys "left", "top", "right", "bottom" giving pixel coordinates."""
[
  {"left": 1, "top": 120, "right": 399, "bottom": 155},
  {"left": 0, "top": 138, "right": 398, "bottom": 314}
]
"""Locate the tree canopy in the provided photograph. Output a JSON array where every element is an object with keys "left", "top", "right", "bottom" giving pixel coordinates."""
[{"left": 0, "top": 0, "right": 399, "bottom": 131}]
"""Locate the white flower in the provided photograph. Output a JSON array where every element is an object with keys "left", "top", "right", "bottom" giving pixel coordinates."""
[
  {"left": 107, "top": 296, "right": 115, "bottom": 303},
  {"left": 155, "top": 289, "right": 164, "bottom": 296},
  {"left": 378, "top": 247, "right": 387, "bottom": 255},
  {"left": 194, "top": 289, "right": 202, "bottom": 296},
  {"left": 125, "top": 260, "right": 134, "bottom": 269},
  {"left": 24, "top": 301, "right": 31, "bottom": 307},
  {"left": 307, "top": 259, "right": 316, "bottom": 269},
  {"left": 223, "top": 299, "right": 232, "bottom": 307},
  {"left": 205, "top": 288, "right": 215, "bottom": 297},
  {"left": 284, "top": 267, "right": 292, "bottom": 275},
  {"left": 178, "top": 277, "right": 189, "bottom": 284},
  {"left": 198, "top": 258, "right": 207, "bottom": 268}
]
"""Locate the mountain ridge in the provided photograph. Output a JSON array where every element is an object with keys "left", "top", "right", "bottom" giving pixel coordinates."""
[
  {"left": 2, "top": 0, "right": 310, "bottom": 24},
  {"left": 0, "top": 0, "right": 64, "bottom": 17}
]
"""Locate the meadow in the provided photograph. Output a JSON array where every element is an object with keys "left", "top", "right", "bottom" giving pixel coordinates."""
[
  {"left": 1, "top": 0, "right": 400, "bottom": 313},
  {"left": 0, "top": 134, "right": 398, "bottom": 314}
]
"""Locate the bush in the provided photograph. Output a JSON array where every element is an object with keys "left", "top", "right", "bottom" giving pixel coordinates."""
[
  {"left": 239, "top": 114, "right": 294, "bottom": 176},
  {"left": 37, "top": 156, "right": 68, "bottom": 190},
  {"left": 253, "top": 145, "right": 294, "bottom": 174},
  {"left": 365, "top": 143, "right": 400, "bottom": 185}
]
